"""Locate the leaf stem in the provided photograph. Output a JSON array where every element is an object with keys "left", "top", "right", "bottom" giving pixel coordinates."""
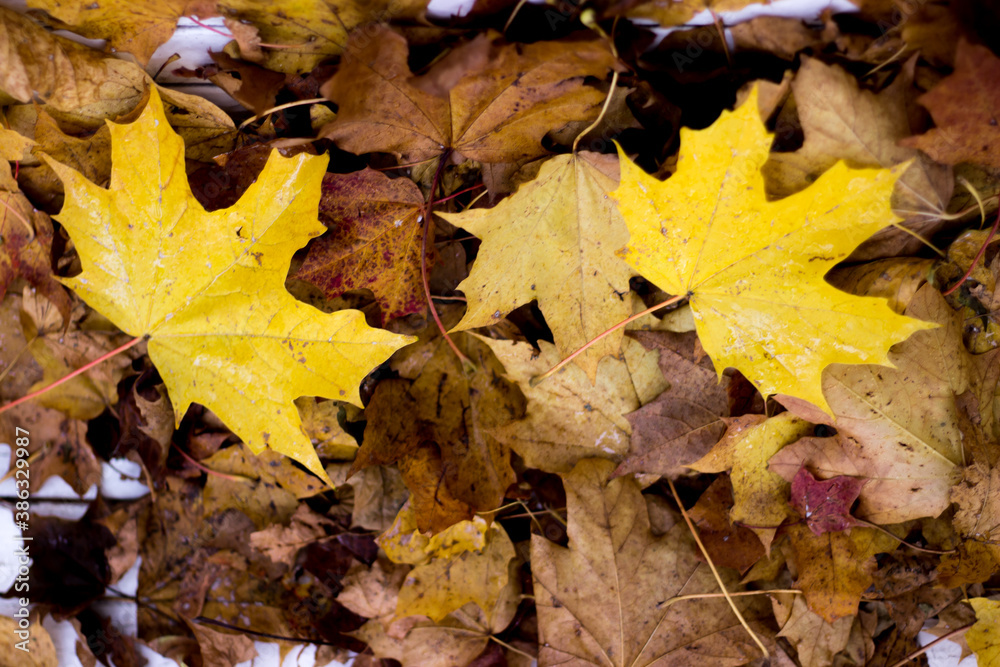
[
  {"left": 421, "top": 150, "right": 474, "bottom": 372},
  {"left": 666, "top": 476, "right": 769, "bottom": 660},
  {"left": 854, "top": 519, "right": 956, "bottom": 555},
  {"left": 0, "top": 196, "right": 35, "bottom": 242},
  {"left": 0, "top": 335, "right": 144, "bottom": 416},
  {"left": 573, "top": 70, "right": 619, "bottom": 154},
  {"left": 530, "top": 293, "right": 687, "bottom": 386},
  {"left": 237, "top": 98, "right": 326, "bottom": 130},
  {"left": 941, "top": 206, "right": 1000, "bottom": 296}
]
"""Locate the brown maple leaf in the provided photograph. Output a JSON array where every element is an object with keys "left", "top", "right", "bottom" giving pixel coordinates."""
[
  {"left": 902, "top": 39, "right": 1000, "bottom": 169},
  {"left": 319, "top": 26, "right": 615, "bottom": 163}
]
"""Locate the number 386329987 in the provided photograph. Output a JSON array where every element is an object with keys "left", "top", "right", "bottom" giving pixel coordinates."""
[{"left": 13, "top": 427, "right": 30, "bottom": 508}]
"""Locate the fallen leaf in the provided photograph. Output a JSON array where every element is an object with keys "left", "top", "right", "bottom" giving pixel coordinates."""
[
  {"left": 532, "top": 458, "right": 773, "bottom": 666},
  {"left": 21, "top": 290, "right": 136, "bottom": 420},
  {"left": 187, "top": 618, "right": 257, "bottom": 667},
  {"left": 295, "top": 168, "right": 429, "bottom": 324},
  {"left": 296, "top": 397, "right": 358, "bottom": 461},
  {"left": 902, "top": 40, "right": 1000, "bottom": 169},
  {"left": 787, "top": 523, "right": 898, "bottom": 623},
  {"left": 614, "top": 330, "right": 730, "bottom": 478},
  {"left": 250, "top": 504, "right": 336, "bottom": 567},
  {"left": 762, "top": 57, "right": 953, "bottom": 260},
  {"left": 349, "top": 465, "right": 409, "bottom": 532},
  {"left": 0, "top": 616, "right": 57, "bottom": 667},
  {"left": 688, "top": 412, "right": 813, "bottom": 552},
  {"left": 16, "top": 108, "right": 111, "bottom": 213},
  {"left": 772, "top": 593, "right": 854, "bottom": 667},
  {"left": 772, "top": 284, "right": 967, "bottom": 523},
  {"left": 201, "top": 442, "right": 328, "bottom": 500},
  {"left": 613, "top": 84, "right": 933, "bottom": 414},
  {"left": 687, "top": 475, "right": 765, "bottom": 573},
  {"left": 789, "top": 466, "right": 866, "bottom": 535},
  {"left": 0, "top": 164, "right": 71, "bottom": 321},
  {"left": 968, "top": 597, "right": 1000, "bottom": 666},
  {"left": 320, "top": 26, "right": 614, "bottom": 163},
  {"left": 951, "top": 462, "right": 1000, "bottom": 565},
  {"left": 26, "top": 0, "right": 206, "bottom": 66},
  {"left": 396, "top": 521, "right": 516, "bottom": 622},
  {"left": 475, "top": 335, "right": 662, "bottom": 473},
  {"left": 442, "top": 152, "right": 632, "bottom": 378},
  {"left": 215, "top": 0, "right": 429, "bottom": 74},
  {"left": 45, "top": 87, "right": 412, "bottom": 483},
  {"left": 338, "top": 557, "right": 411, "bottom": 625},
  {"left": 0, "top": 6, "right": 146, "bottom": 129}
]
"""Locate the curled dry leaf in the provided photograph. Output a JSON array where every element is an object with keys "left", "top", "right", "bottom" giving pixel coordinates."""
[
  {"left": 688, "top": 412, "right": 814, "bottom": 552},
  {"left": 0, "top": 164, "right": 72, "bottom": 321}
]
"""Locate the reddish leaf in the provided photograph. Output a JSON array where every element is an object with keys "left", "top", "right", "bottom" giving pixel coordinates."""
[
  {"left": 789, "top": 466, "right": 867, "bottom": 536},
  {"left": 295, "top": 169, "right": 429, "bottom": 324}
]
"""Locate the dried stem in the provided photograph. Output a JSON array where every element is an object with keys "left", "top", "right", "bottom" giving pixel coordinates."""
[
  {"left": 238, "top": 98, "right": 326, "bottom": 130},
  {"left": 0, "top": 336, "right": 144, "bottom": 416},
  {"left": 530, "top": 293, "right": 687, "bottom": 386},
  {"left": 666, "top": 477, "right": 769, "bottom": 660},
  {"left": 421, "top": 150, "right": 474, "bottom": 371},
  {"left": 854, "top": 519, "right": 956, "bottom": 555},
  {"left": 573, "top": 70, "right": 619, "bottom": 154},
  {"left": 942, "top": 206, "right": 1000, "bottom": 297}
]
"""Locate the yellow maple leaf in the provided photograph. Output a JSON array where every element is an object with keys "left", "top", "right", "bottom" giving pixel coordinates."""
[
  {"left": 44, "top": 88, "right": 412, "bottom": 485},
  {"left": 612, "top": 85, "right": 934, "bottom": 413},
  {"left": 443, "top": 153, "right": 633, "bottom": 379}
]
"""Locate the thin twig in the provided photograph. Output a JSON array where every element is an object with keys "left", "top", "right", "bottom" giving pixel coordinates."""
[
  {"left": 666, "top": 477, "right": 769, "bottom": 659},
  {"left": 193, "top": 616, "right": 343, "bottom": 646},
  {"left": 238, "top": 98, "right": 326, "bottom": 130},
  {"left": 171, "top": 442, "right": 245, "bottom": 482},
  {"left": 658, "top": 589, "right": 803, "bottom": 610},
  {"left": 0, "top": 336, "right": 144, "bottom": 416},
  {"left": 889, "top": 623, "right": 974, "bottom": 667}
]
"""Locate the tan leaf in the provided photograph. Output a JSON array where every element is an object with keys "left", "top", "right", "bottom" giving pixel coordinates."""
[
  {"left": 476, "top": 336, "right": 664, "bottom": 473},
  {"left": 532, "top": 458, "right": 773, "bottom": 666},
  {"left": 762, "top": 57, "right": 953, "bottom": 260},
  {"left": 773, "top": 285, "right": 967, "bottom": 523},
  {"left": 615, "top": 330, "right": 730, "bottom": 479}
]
